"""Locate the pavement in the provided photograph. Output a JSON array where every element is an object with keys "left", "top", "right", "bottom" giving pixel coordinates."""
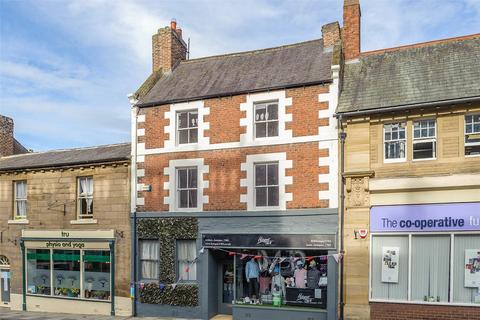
[{"left": 0, "top": 309, "right": 186, "bottom": 320}]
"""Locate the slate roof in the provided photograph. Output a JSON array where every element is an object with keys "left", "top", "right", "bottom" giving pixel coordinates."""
[
  {"left": 137, "top": 39, "right": 333, "bottom": 107},
  {"left": 0, "top": 143, "right": 130, "bottom": 171},
  {"left": 337, "top": 35, "right": 480, "bottom": 114}
]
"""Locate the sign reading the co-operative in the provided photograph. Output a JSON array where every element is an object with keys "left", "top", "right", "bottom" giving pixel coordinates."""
[
  {"left": 371, "top": 202, "right": 480, "bottom": 232},
  {"left": 202, "top": 233, "right": 336, "bottom": 249}
]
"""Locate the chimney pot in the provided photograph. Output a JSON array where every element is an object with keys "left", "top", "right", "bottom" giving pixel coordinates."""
[{"left": 170, "top": 19, "right": 177, "bottom": 30}]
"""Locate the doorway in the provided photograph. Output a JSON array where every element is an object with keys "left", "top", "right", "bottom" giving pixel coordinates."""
[
  {"left": 0, "top": 255, "right": 10, "bottom": 306},
  {"left": 218, "top": 260, "right": 234, "bottom": 315}
]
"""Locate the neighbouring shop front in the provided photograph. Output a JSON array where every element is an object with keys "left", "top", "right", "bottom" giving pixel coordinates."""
[
  {"left": 21, "top": 230, "right": 116, "bottom": 315},
  {"left": 369, "top": 202, "right": 480, "bottom": 314},
  {"left": 134, "top": 210, "right": 338, "bottom": 320}
]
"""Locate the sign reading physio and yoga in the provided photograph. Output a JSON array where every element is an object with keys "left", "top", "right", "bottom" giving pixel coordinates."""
[{"left": 371, "top": 202, "right": 480, "bottom": 232}]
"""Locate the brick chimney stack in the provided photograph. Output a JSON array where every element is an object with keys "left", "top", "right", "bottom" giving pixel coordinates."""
[
  {"left": 152, "top": 19, "right": 187, "bottom": 73},
  {"left": 0, "top": 115, "right": 15, "bottom": 157},
  {"left": 322, "top": 22, "right": 341, "bottom": 48},
  {"left": 343, "top": 0, "right": 361, "bottom": 60}
]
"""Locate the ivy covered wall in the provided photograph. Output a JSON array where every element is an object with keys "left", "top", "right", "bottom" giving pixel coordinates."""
[{"left": 137, "top": 217, "right": 199, "bottom": 307}]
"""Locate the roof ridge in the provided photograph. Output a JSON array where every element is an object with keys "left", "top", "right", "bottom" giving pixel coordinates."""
[
  {"left": 0, "top": 142, "right": 130, "bottom": 159},
  {"left": 362, "top": 33, "right": 480, "bottom": 57},
  {"left": 182, "top": 38, "right": 323, "bottom": 64}
]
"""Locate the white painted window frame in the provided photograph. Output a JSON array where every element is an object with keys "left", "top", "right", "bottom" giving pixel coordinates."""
[
  {"left": 253, "top": 101, "right": 279, "bottom": 139},
  {"left": 14, "top": 180, "right": 27, "bottom": 219},
  {"left": 176, "top": 166, "right": 198, "bottom": 209},
  {"left": 77, "top": 176, "right": 94, "bottom": 220},
  {"left": 465, "top": 113, "right": 480, "bottom": 157},
  {"left": 164, "top": 158, "right": 209, "bottom": 212},
  {"left": 412, "top": 118, "right": 437, "bottom": 161},
  {"left": 254, "top": 162, "right": 280, "bottom": 207},
  {"left": 176, "top": 110, "right": 199, "bottom": 145},
  {"left": 384, "top": 122, "right": 407, "bottom": 163},
  {"left": 240, "top": 153, "right": 292, "bottom": 211}
]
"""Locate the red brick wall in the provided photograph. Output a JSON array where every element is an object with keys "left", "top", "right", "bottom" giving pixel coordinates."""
[
  {"left": 370, "top": 302, "right": 480, "bottom": 320},
  {"left": 343, "top": 0, "right": 361, "bottom": 60},
  {"left": 205, "top": 95, "right": 246, "bottom": 144},
  {"left": 138, "top": 142, "right": 328, "bottom": 211},
  {"left": 286, "top": 85, "right": 329, "bottom": 137}
]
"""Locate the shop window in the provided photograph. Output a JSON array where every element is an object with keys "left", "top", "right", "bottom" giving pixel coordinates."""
[
  {"left": 254, "top": 162, "right": 279, "bottom": 207},
  {"left": 413, "top": 119, "right": 436, "bottom": 160},
  {"left": 177, "top": 110, "right": 198, "bottom": 144},
  {"left": 371, "top": 236, "right": 408, "bottom": 300},
  {"left": 453, "top": 235, "right": 480, "bottom": 303},
  {"left": 176, "top": 167, "right": 198, "bottom": 209},
  {"left": 254, "top": 102, "right": 279, "bottom": 138},
  {"left": 77, "top": 176, "right": 93, "bottom": 219},
  {"left": 53, "top": 250, "right": 81, "bottom": 298},
  {"left": 26, "top": 249, "right": 51, "bottom": 295},
  {"left": 83, "top": 250, "right": 111, "bottom": 300},
  {"left": 411, "top": 235, "right": 450, "bottom": 302},
  {"left": 233, "top": 249, "right": 328, "bottom": 308},
  {"left": 384, "top": 122, "right": 406, "bottom": 162},
  {"left": 14, "top": 180, "right": 27, "bottom": 219},
  {"left": 465, "top": 114, "right": 480, "bottom": 156},
  {"left": 177, "top": 240, "right": 197, "bottom": 282},
  {"left": 139, "top": 240, "right": 160, "bottom": 280}
]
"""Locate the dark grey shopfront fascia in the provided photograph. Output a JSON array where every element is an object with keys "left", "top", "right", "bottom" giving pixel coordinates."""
[{"left": 134, "top": 209, "right": 338, "bottom": 320}]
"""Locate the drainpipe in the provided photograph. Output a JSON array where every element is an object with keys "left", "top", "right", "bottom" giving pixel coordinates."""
[
  {"left": 338, "top": 115, "right": 346, "bottom": 320},
  {"left": 21, "top": 240, "right": 26, "bottom": 311},
  {"left": 128, "top": 94, "right": 139, "bottom": 316},
  {"left": 110, "top": 240, "right": 116, "bottom": 316}
]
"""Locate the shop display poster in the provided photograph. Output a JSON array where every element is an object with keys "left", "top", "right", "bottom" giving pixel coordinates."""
[
  {"left": 381, "top": 246, "right": 399, "bottom": 283},
  {"left": 465, "top": 249, "right": 480, "bottom": 288}
]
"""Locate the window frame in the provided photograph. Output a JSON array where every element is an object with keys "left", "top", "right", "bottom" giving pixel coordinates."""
[
  {"left": 176, "top": 110, "right": 199, "bottom": 145},
  {"left": 412, "top": 119, "right": 437, "bottom": 161},
  {"left": 253, "top": 101, "right": 279, "bottom": 139},
  {"left": 13, "top": 180, "right": 28, "bottom": 220},
  {"left": 369, "top": 232, "right": 480, "bottom": 308},
  {"left": 465, "top": 113, "right": 480, "bottom": 157},
  {"left": 77, "top": 176, "right": 94, "bottom": 220},
  {"left": 253, "top": 162, "right": 280, "bottom": 208},
  {"left": 176, "top": 239, "right": 197, "bottom": 283},
  {"left": 176, "top": 166, "right": 199, "bottom": 210},
  {"left": 383, "top": 122, "right": 407, "bottom": 163},
  {"left": 138, "top": 239, "right": 161, "bottom": 281}
]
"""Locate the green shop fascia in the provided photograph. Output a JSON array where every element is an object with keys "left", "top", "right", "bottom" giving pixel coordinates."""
[{"left": 21, "top": 230, "right": 116, "bottom": 315}]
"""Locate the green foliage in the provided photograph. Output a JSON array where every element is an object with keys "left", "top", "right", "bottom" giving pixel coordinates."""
[{"left": 137, "top": 217, "right": 198, "bottom": 306}]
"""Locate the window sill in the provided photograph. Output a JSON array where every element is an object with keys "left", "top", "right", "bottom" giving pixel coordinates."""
[
  {"left": 70, "top": 219, "right": 98, "bottom": 225},
  {"left": 465, "top": 154, "right": 480, "bottom": 158},
  {"left": 383, "top": 158, "right": 407, "bottom": 164},
  {"left": 412, "top": 157, "right": 437, "bottom": 162},
  {"left": 8, "top": 219, "right": 29, "bottom": 225}
]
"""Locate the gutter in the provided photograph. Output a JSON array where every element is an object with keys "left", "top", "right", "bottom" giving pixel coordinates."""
[
  {"left": 136, "top": 79, "right": 333, "bottom": 108},
  {"left": 335, "top": 95, "right": 480, "bottom": 118}
]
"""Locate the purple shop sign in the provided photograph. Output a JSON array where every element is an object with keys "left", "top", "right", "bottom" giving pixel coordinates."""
[{"left": 371, "top": 202, "right": 480, "bottom": 232}]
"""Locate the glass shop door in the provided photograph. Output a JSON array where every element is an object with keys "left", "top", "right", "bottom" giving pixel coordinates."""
[{"left": 218, "top": 260, "right": 234, "bottom": 315}]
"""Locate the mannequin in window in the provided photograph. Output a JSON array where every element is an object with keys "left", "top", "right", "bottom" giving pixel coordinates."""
[
  {"left": 245, "top": 257, "right": 260, "bottom": 298},
  {"left": 294, "top": 260, "right": 307, "bottom": 288},
  {"left": 307, "top": 260, "right": 321, "bottom": 289},
  {"left": 271, "top": 266, "right": 286, "bottom": 302}
]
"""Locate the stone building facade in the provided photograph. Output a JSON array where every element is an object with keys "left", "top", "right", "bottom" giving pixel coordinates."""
[
  {"left": 337, "top": 2, "right": 480, "bottom": 318},
  {"left": 0, "top": 143, "right": 132, "bottom": 316}
]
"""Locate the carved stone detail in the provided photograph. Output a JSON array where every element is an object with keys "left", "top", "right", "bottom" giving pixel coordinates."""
[{"left": 346, "top": 176, "right": 370, "bottom": 207}]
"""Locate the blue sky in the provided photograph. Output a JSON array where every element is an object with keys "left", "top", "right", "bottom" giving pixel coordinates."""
[{"left": 1, "top": 0, "right": 479, "bottom": 151}]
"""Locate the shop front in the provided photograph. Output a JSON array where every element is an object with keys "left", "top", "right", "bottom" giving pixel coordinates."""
[
  {"left": 369, "top": 202, "right": 480, "bottom": 316},
  {"left": 20, "top": 230, "right": 116, "bottom": 315},
  {"left": 202, "top": 232, "right": 338, "bottom": 320}
]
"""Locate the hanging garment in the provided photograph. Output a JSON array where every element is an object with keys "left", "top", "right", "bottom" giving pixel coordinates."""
[
  {"left": 307, "top": 267, "right": 321, "bottom": 289},
  {"left": 259, "top": 276, "right": 272, "bottom": 294},
  {"left": 271, "top": 274, "right": 286, "bottom": 298},
  {"left": 245, "top": 259, "right": 260, "bottom": 280},
  {"left": 294, "top": 268, "right": 307, "bottom": 288}
]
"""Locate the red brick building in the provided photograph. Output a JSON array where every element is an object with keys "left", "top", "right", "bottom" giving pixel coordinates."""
[{"left": 129, "top": 17, "right": 342, "bottom": 320}]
